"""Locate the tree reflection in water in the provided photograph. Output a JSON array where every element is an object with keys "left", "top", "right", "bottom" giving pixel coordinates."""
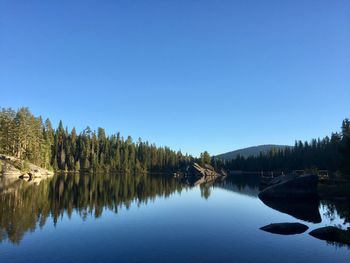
[
  {"left": 0, "top": 173, "right": 183, "bottom": 244},
  {"left": 1, "top": 173, "right": 349, "bottom": 246}
]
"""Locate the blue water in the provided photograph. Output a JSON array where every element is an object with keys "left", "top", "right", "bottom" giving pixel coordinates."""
[{"left": 0, "top": 174, "right": 349, "bottom": 262}]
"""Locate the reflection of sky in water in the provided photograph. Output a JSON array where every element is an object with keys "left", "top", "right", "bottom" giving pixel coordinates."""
[
  {"left": 0, "top": 176, "right": 349, "bottom": 263},
  {"left": 319, "top": 203, "right": 349, "bottom": 228}
]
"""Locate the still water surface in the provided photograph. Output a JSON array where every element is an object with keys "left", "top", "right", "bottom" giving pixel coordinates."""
[{"left": 0, "top": 173, "right": 349, "bottom": 262}]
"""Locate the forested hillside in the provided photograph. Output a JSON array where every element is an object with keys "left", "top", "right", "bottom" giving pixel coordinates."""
[
  {"left": 0, "top": 107, "right": 192, "bottom": 173},
  {"left": 216, "top": 145, "right": 291, "bottom": 160},
  {"left": 217, "top": 119, "right": 350, "bottom": 176}
]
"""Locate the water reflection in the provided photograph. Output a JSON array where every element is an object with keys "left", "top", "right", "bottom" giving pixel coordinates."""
[
  {"left": 0, "top": 173, "right": 183, "bottom": 244},
  {"left": 214, "top": 174, "right": 260, "bottom": 198},
  {"left": 321, "top": 200, "right": 350, "bottom": 225},
  {"left": 197, "top": 174, "right": 260, "bottom": 200},
  {"left": 259, "top": 196, "right": 322, "bottom": 223},
  {"left": 1, "top": 173, "right": 349, "bottom": 248},
  {"left": 200, "top": 184, "right": 212, "bottom": 199}
]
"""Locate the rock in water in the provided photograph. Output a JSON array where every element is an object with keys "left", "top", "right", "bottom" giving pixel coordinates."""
[
  {"left": 309, "top": 226, "right": 350, "bottom": 246},
  {"left": 260, "top": 222, "right": 309, "bottom": 235},
  {"left": 258, "top": 174, "right": 319, "bottom": 199}
]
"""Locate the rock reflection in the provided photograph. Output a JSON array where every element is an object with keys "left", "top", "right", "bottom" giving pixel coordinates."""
[{"left": 259, "top": 196, "right": 322, "bottom": 223}]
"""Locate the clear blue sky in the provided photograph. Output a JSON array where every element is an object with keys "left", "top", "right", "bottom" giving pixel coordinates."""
[{"left": 1, "top": 0, "right": 349, "bottom": 157}]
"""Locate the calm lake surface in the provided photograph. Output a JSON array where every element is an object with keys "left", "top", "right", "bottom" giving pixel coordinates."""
[{"left": 0, "top": 173, "right": 349, "bottom": 262}]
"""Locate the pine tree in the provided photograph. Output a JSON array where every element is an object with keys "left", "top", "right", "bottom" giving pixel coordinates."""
[
  {"left": 75, "top": 160, "right": 80, "bottom": 171},
  {"left": 200, "top": 151, "right": 211, "bottom": 165}
]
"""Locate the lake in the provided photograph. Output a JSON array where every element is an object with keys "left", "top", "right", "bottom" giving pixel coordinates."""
[{"left": 0, "top": 173, "right": 349, "bottom": 262}]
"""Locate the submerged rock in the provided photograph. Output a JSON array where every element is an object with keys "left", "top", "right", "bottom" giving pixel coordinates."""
[
  {"left": 260, "top": 222, "right": 309, "bottom": 235},
  {"left": 258, "top": 174, "right": 319, "bottom": 199},
  {"left": 309, "top": 226, "right": 350, "bottom": 246}
]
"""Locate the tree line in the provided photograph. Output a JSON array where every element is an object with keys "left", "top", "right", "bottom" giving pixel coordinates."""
[
  {"left": 1, "top": 107, "right": 349, "bottom": 176},
  {"left": 0, "top": 107, "right": 192, "bottom": 173},
  {"left": 216, "top": 119, "right": 350, "bottom": 176}
]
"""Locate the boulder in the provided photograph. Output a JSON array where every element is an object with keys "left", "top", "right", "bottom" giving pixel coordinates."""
[
  {"left": 19, "top": 173, "right": 30, "bottom": 179},
  {"left": 259, "top": 174, "right": 319, "bottom": 199},
  {"left": 309, "top": 226, "right": 350, "bottom": 246},
  {"left": 0, "top": 164, "right": 21, "bottom": 179},
  {"left": 260, "top": 222, "right": 309, "bottom": 235},
  {"left": 204, "top": 164, "right": 215, "bottom": 171}
]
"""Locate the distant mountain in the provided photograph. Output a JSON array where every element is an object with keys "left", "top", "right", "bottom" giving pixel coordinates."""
[{"left": 215, "top": 145, "right": 291, "bottom": 160}]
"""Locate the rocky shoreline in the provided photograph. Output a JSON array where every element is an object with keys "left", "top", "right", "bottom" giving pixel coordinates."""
[
  {"left": 0, "top": 154, "right": 54, "bottom": 183},
  {"left": 174, "top": 162, "right": 227, "bottom": 186}
]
